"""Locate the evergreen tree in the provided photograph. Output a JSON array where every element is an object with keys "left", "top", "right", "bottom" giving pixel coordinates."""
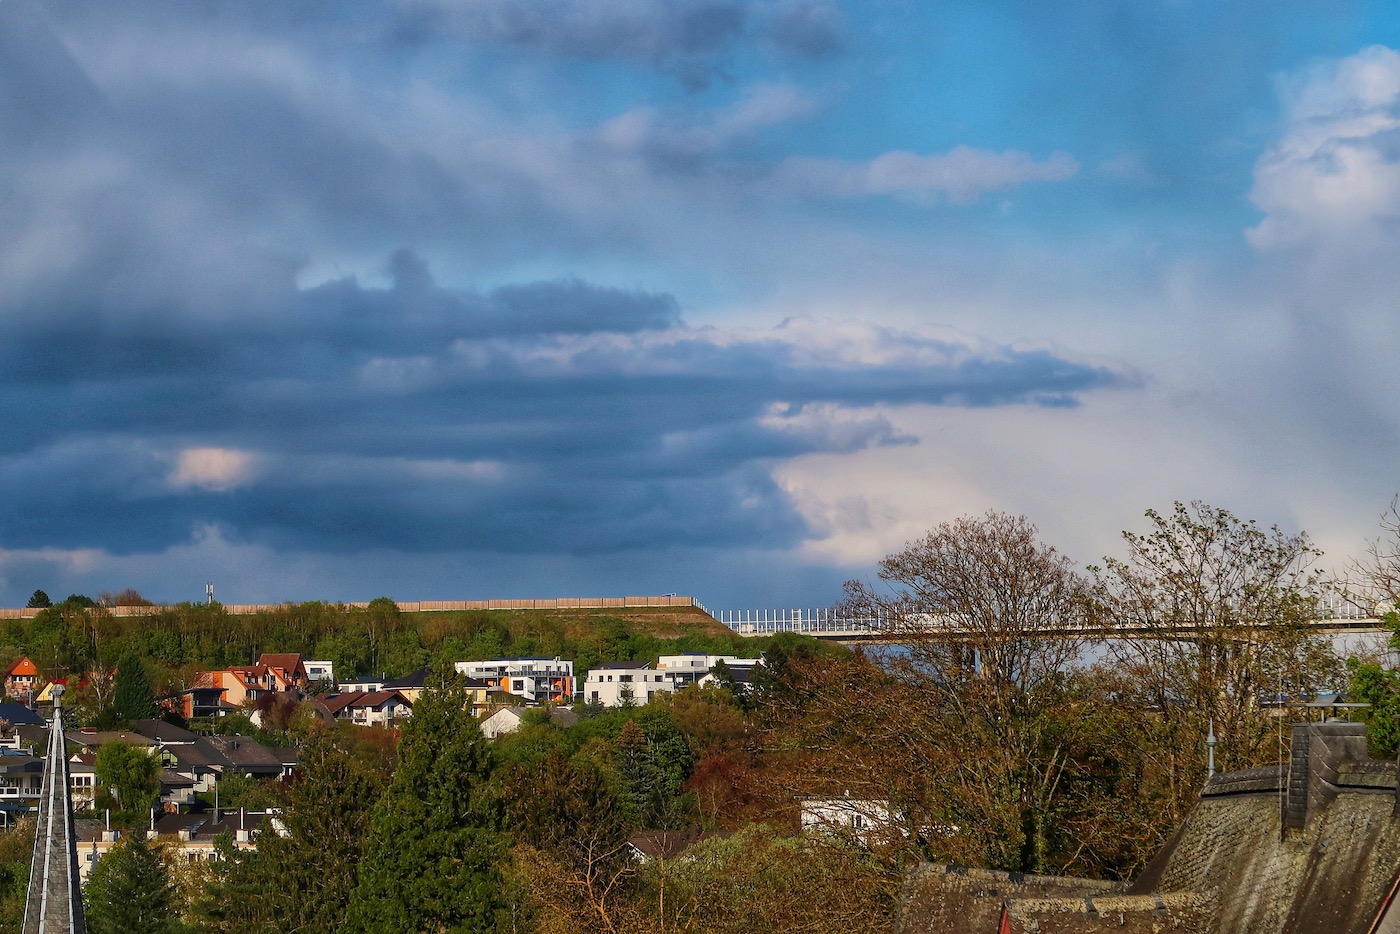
[
  {"left": 84, "top": 832, "right": 182, "bottom": 934},
  {"left": 243, "top": 728, "right": 385, "bottom": 930},
  {"left": 25, "top": 590, "right": 51, "bottom": 609},
  {"left": 114, "top": 654, "right": 158, "bottom": 722},
  {"left": 342, "top": 673, "right": 506, "bottom": 933}
]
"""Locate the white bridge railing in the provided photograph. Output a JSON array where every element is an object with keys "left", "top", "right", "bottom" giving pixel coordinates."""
[
  {"left": 715, "top": 594, "right": 1391, "bottom": 639},
  {"left": 716, "top": 608, "right": 885, "bottom": 635}
]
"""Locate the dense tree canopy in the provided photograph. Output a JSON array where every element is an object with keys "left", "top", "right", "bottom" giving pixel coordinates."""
[
  {"left": 84, "top": 833, "right": 182, "bottom": 934},
  {"left": 342, "top": 673, "right": 507, "bottom": 933}
]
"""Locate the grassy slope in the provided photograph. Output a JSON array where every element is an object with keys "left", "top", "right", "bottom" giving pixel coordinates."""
[{"left": 410, "top": 605, "right": 732, "bottom": 641}]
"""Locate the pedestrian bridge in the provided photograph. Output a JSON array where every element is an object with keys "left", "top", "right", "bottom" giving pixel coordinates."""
[{"left": 713, "top": 604, "right": 1392, "bottom": 642}]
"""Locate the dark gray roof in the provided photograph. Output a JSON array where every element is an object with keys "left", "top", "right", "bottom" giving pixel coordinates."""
[
  {"left": 206, "top": 735, "right": 282, "bottom": 775},
  {"left": 129, "top": 719, "right": 202, "bottom": 742},
  {"left": 0, "top": 703, "right": 43, "bottom": 726},
  {"left": 383, "top": 667, "right": 429, "bottom": 689}
]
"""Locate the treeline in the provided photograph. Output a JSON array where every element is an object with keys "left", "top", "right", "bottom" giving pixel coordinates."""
[{"left": 2, "top": 598, "right": 767, "bottom": 697}]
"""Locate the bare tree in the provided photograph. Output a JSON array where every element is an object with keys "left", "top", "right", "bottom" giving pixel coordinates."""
[
  {"left": 1344, "top": 495, "right": 1400, "bottom": 614},
  {"left": 838, "top": 511, "right": 1091, "bottom": 872},
  {"left": 1089, "top": 501, "right": 1337, "bottom": 814}
]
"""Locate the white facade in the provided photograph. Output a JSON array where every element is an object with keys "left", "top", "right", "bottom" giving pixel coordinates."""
[
  {"left": 349, "top": 695, "right": 411, "bottom": 727},
  {"left": 338, "top": 676, "right": 384, "bottom": 693},
  {"left": 454, "top": 658, "right": 574, "bottom": 705},
  {"left": 303, "top": 660, "right": 335, "bottom": 684},
  {"left": 799, "top": 795, "right": 903, "bottom": 843},
  {"left": 658, "top": 654, "right": 763, "bottom": 689},
  {"left": 583, "top": 664, "right": 676, "bottom": 707}
]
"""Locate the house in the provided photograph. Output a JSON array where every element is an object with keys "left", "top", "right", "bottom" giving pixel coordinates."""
[
  {"left": 74, "top": 810, "right": 284, "bottom": 882},
  {"left": 799, "top": 793, "right": 903, "bottom": 843},
  {"left": 338, "top": 676, "right": 385, "bottom": 693},
  {"left": 213, "top": 667, "right": 272, "bottom": 708},
  {"left": 897, "top": 720, "right": 1400, "bottom": 933},
  {"left": 583, "top": 662, "right": 677, "bottom": 707},
  {"left": 463, "top": 677, "right": 496, "bottom": 717},
  {"left": 345, "top": 691, "right": 413, "bottom": 728},
  {"left": 69, "top": 755, "right": 97, "bottom": 809},
  {"left": 175, "top": 671, "right": 230, "bottom": 719},
  {"left": 206, "top": 734, "right": 284, "bottom": 778},
  {"left": 34, "top": 679, "right": 66, "bottom": 705},
  {"left": 315, "top": 690, "right": 413, "bottom": 727},
  {"left": 626, "top": 827, "right": 727, "bottom": 863},
  {"left": 3, "top": 658, "right": 38, "bottom": 702},
  {"left": 655, "top": 658, "right": 767, "bottom": 694},
  {"left": 0, "top": 748, "right": 43, "bottom": 806},
  {"left": 382, "top": 668, "right": 430, "bottom": 703},
  {"left": 303, "top": 660, "right": 335, "bottom": 686},
  {"left": 454, "top": 658, "right": 573, "bottom": 705},
  {"left": 255, "top": 654, "right": 309, "bottom": 691},
  {"left": 479, "top": 705, "right": 579, "bottom": 740}
]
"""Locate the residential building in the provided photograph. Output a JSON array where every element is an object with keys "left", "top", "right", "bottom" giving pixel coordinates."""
[
  {"left": 479, "top": 705, "right": 578, "bottom": 740},
  {"left": 255, "top": 654, "right": 309, "bottom": 691},
  {"left": 382, "top": 668, "right": 429, "bottom": 703},
  {"left": 583, "top": 662, "right": 676, "bottom": 707},
  {"left": 74, "top": 810, "right": 283, "bottom": 882},
  {"left": 3, "top": 658, "right": 38, "bottom": 702},
  {"left": 0, "top": 747, "right": 43, "bottom": 808},
  {"left": 454, "top": 658, "right": 573, "bottom": 705},
  {"left": 799, "top": 794, "right": 902, "bottom": 843},
  {"left": 338, "top": 676, "right": 384, "bottom": 693},
  {"left": 303, "top": 660, "right": 335, "bottom": 685},
  {"left": 316, "top": 690, "right": 413, "bottom": 727},
  {"left": 68, "top": 756, "right": 97, "bottom": 810},
  {"left": 627, "top": 828, "right": 727, "bottom": 863},
  {"left": 176, "top": 671, "right": 230, "bottom": 719},
  {"left": 657, "top": 653, "right": 764, "bottom": 690}
]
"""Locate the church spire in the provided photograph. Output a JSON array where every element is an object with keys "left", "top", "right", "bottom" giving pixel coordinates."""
[{"left": 22, "top": 684, "right": 86, "bottom": 934}]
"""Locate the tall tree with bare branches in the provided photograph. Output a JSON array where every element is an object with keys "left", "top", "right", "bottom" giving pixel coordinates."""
[
  {"left": 839, "top": 511, "right": 1091, "bottom": 872},
  {"left": 1089, "top": 501, "right": 1338, "bottom": 819}
]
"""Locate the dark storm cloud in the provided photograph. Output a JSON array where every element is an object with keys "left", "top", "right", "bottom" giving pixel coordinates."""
[
  {"left": 392, "top": 0, "right": 842, "bottom": 85},
  {"left": 0, "top": 252, "right": 1128, "bottom": 556},
  {"left": 0, "top": 0, "right": 1130, "bottom": 568}
]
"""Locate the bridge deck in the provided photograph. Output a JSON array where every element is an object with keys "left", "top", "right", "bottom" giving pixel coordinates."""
[{"left": 716, "top": 609, "right": 1389, "bottom": 641}]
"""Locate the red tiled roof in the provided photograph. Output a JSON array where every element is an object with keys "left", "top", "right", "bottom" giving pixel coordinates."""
[
  {"left": 351, "top": 690, "right": 411, "bottom": 710},
  {"left": 5, "top": 658, "right": 37, "bottom": 677},
  {"left": 317, "top": 692, "right": 363, "bottom": 715},
  {"left": 257, "top": 654, "right": 305, "bottom": 675}
]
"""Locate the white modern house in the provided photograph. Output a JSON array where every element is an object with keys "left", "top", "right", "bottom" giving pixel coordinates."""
[
  {"left": 454, "top": 658, "right": 574, "bottom": 705},
  {"left": 583, "top": 662, "right": 676, "bottom": 707},
  {"left": 580, "top": 655, "right": 767, "bottom": 707},
  {"left": 657, "top": 653, "right": 763, "bottom": 689},
  {"left": 303, "top": 660, "right": 335, "bottom": 685}
]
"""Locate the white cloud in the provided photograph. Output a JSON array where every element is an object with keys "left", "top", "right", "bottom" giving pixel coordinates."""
[
  {"left": 167, "top": 448, "right": 261, "bottom": 492},
  {"left": 597, "top": 82, "right": 822, "bottom": 158},
  {"left": 774, "top": 146, "right": 1078, "bottom": 203},
  {"left": 1248, "top": 45, "right": 1400, "bottom": 251}
]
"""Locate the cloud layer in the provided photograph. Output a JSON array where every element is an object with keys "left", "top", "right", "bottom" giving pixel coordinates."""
[
  {"left": 0, "top": 246, "right": 1125, "bottom": 562},
  {"left": 5, "top": 1, "right": 1396, "bottom": 608}
]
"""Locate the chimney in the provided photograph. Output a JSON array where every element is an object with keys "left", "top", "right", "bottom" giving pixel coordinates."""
[{"left": 1282, "top": 721, "right": 1370, "bottom": 833}]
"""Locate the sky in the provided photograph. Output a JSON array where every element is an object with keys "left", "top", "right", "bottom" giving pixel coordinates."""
[{"left": 4, "top": 0, "right": 1400, "bottom": 610}]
